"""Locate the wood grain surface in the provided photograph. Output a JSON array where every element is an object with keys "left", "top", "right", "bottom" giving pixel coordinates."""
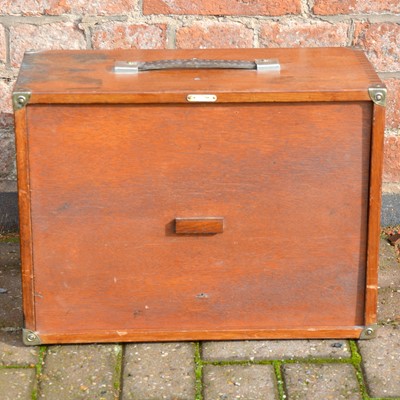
[
  {"left": 37, "top": 327, "right": 364, "bottom": 344},
  {"left": 25, "top": 101, "right": 372, "bottom": 335},
  {"left": 14, "top": 107, "right": 36, "bottom": 329},
  {"left": 175, "top": 217, "right": 224, "bottom": 234},
  {"left": 15, "top": 48, "right": 381, "bottom": 104},
  {"left": 365, "top": 104, "right": 385, "bottom": 325}
]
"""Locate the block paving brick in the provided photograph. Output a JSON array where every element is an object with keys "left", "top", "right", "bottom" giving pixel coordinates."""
[
  {"left": 283, "top": 363, "right": 362, "bottom": 400},
  {"left": 358, "top": 325, "right": 400, "bottom": 398},
  {"left": 0, "top": 244, "right": 23, "bottom": 329},
  {"left": 39, "top": 344, "right": 120, "bottom": 399},
  {"left": 0, "top": 368, "right": 36, "bottom": 400},
  {"left": 122, "top": 342, "right": 195, "bottom": 399},
  {"left": 378, "top": 238, "right": 400, "bottom": 288},
  {"left": 203, "top": 339, "right": 350, "bottom": 361},
  {"left": 203, "top": 364, "right": 278, "bottom": 400},
  {"left": 0, "top": 330, "right": 38, "bottom": 366},
  {"left": 377, "top": 287, "right": 400, "bottom": 323}
]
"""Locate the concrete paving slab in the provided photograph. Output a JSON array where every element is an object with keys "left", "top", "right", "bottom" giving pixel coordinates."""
[
  {"left": 0, "top": 242, "right": 20, "bottom": 267},
  {"left": 203, "top": 364, "right": 278, "bottom": 400},
  {"left": 0, "top": 368, "right": 35, "bottom": 400},
  {"left": 0, "top": 330, "right": 38, "bottom": 366},
  {"left": 378, "top": 287, "right": 400, "bottom": 323},
  {"left": 122, "top": 342, "right": 195, "bottom": 400},
  {"left": 202, "top": 340, "right": 350, "bottom": 361},
  {"left": 39, "top": 344, "right": 119, "bottom": 400},
  {"left": 0, "top": 257, "right": 23, "bottom": 328},
  {"left": 378, "top": 238, "right": 400, "bottom": 288},
  {"left": 358, "top": 325, "right": 400, "bottom": 398},
  {"left": 283, "top": 363, "right": 361, "bottom": 400}
]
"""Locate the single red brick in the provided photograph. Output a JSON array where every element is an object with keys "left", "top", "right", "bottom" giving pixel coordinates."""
[
  {"left": 0, "top": 25, "right": 6, "bottom": 63},
  {"left": 49, "top": 0, "right": 136, "bottom": 15},
  {"left": 383, "top": 136, "right": 400, "bottom": 183},
  {"left": 0, "top": 0, "right": 136, "bottom": 16},
  {"left": 0, "top": 78, "right": 14, "bottom": 115},
  {"left": 0, "top": 109, "right": 16, "bottom": 182},
  {"left": 92, "top": 23, "right": 167, "bottom": 50},
  {"left": 383, "top": 78, "right": 400, "bottom": 130},
  {"left": 176, "top": 22, "right": 253, "bottom": 49},
  {"left": 0, "top": 0, "right": 42, "bottom": 15},
  {"left": 353, "top": 22, "right": 400, "bottom": 72},
  {"left": 10, "top": 23, "right": 86, "bottom": 67},
  {"left": 143, "top": 0, "right": 301, "bottom": 16},
  {"left": 259, "top": 20, "right": 349, "bottom": 47},
  {"left": 0, "top": 112, "right": 13, "bottom": 129},
  {"left": 313, "top": 0, "right": 400, "bottom": 15}
]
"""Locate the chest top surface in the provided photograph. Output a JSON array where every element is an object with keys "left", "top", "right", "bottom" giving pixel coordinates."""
[{"left": 14, "top": 47, "right": 382, "bottom": 104}]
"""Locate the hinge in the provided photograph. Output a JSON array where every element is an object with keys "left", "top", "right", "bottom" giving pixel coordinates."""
[
  {"left": 12, "top": 91, "right": 31, "bottom": 111},
  {"left": 359, "top": 324, "right": 378, "bottom": 340},
  {"left": 22, "top": 329, "right": 42, "bottom": 346},
  {"left": 368, "top": 86, "right": 387, "bottom": 107}
]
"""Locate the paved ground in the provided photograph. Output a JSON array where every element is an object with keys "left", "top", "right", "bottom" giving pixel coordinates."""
[{"left": 0, "top": 237, "right": 399, "bottom": 400}]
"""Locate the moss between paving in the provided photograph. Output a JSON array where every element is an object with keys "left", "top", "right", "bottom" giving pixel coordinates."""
[{"left": 193, "top": 339, "right": 396, "bottom": 400}]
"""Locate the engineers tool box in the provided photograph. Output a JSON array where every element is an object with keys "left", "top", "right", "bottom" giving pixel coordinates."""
[{"left": 13, "top": 48, "right": 385, "bottom": 344}]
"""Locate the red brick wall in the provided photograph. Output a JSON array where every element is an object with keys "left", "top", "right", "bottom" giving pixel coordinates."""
[{"left": 0, "top": 0, "right": 399, "bottom": 192}]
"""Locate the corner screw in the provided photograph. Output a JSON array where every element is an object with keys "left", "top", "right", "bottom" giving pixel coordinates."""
[
  {"left": 26, "top": 333, "right": 37, "bottom": 342},
  {"left": 375, "top": 93, "right": 383, "bottom": 102},
  {"left": 17, "top": 95, "right": 26, "bottom": 105},
  {"left": 365, "top": 327, "right": 374, "bottom": 336}
]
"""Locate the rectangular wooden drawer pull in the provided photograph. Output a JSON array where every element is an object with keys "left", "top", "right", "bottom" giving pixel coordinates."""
[{"left": 175, "top": 217, "right": 224, "bottom": 234}]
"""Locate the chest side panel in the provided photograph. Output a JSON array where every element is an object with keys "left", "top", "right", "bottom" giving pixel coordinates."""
[{"left": 26, "top": 102, "right": 371, "bottom": 332}]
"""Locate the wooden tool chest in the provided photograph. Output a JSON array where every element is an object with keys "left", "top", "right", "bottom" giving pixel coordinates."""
[{"left": 13, "top": 48, "right": 385, "bottom": 344}]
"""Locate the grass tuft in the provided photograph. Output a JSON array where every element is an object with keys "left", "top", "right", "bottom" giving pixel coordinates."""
[
  {"left": 273, "top": 360, "right": 287, "bottom": 400},
  {"left": 194, "top": 342, "right": 203, "bottom": 400},
  {"left": 31, "top": 345, "right": 47, "bottom": 400},
  {"left": 113, "top": 344, "right": 124, "bottom": 397},
  {"left": 349, "top": 340, "right": 370, "bottom": 400},
  {"left": 0, "top": 233, "right": 19, "bottom": 243}
]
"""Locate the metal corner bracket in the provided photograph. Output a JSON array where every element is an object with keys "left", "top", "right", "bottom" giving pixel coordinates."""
[
  {"left": 22, "top": 329, "right": 42, "bottom": 346},
  {"left": 359, "top": 324, "right": 378, "bottom": 340},
  {"left": 368, "top": 86, "right": 387, "bottom": 107},
  {"left": 13, "top": 91, "right": 31, "bottom": 111}
]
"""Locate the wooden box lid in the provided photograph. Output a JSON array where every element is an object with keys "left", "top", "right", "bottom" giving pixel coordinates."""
[{"left": 14, "top": 47, "right": 383, "bottom": 105}]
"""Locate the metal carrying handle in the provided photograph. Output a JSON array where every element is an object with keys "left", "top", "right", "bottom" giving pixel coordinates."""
[{"left": 114, "top": 58, "right": 280, "bottom": 74}]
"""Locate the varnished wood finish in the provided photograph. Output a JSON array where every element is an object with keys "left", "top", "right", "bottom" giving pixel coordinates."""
[
  {"left": 365, "top": 104, "right": 385, "bottom": 325},
  {"left": 175, "top": 217, "right": 224, "bottom": 234},
  {"left": 26, "top": 102, "right": 370, "bottom": 335},
  {"left": 14, "top": 48, "right": 385, "bottom": 343},
  {"left": 13, "top": 108, "right": 35, "bottom": 329},
  {"left": 38, "top": 327, "right": 364, "bottom": 344},
  {"left": 15, "top": 48, "right": 381, "bottom": 105}
]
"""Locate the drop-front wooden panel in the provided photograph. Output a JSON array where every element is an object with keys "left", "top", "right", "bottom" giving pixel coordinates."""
[{"left": 26, "top": 101, "right": 371, "bottom": 334}]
